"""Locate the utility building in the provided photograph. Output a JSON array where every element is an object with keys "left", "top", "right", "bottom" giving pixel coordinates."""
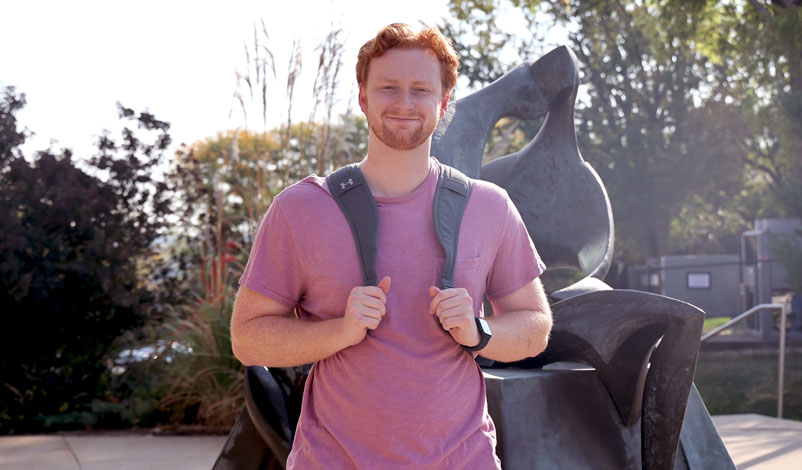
[{"left": 660, "top": 254, "right": 741, "bottom": 319}]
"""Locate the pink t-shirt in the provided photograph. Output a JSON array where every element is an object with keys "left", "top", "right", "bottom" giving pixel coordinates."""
[{"left": 240, "top": 158, "right": 545, "bottom": 469}]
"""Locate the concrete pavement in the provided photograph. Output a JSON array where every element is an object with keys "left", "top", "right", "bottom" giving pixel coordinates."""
[
  {"left": 0, "top": 432, "right": 227, "bottom": 470},
  {"left": 1, "top": 414, "right": 800, "bottom": 469},
  {"left": 712, "top": 414, "right": 802, "bottom": 470}
]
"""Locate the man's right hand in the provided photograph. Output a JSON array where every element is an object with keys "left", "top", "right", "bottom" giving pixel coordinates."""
[{"left": 341, "top": 276, "right": 391, "bottom": 347}]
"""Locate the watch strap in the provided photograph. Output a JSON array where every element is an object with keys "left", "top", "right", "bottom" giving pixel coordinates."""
[{"left": 463, "top": 317, "right": 492, "bottom": 352}]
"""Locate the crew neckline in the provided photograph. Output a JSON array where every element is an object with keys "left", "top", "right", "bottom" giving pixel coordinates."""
[{"left": 372, "top": 156, "right": 439, "bottom": 205}]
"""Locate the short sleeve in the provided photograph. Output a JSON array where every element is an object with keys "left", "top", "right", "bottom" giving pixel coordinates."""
[
  {"left": 485, "top": 195, "right": 546, "bottom": 301},
  {"left": 239, "top": 199, "right": 307, "bottom": 307}
]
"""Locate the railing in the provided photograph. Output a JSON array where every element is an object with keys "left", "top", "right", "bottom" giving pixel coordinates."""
[{"left": 701, "top": 302, "right": 791, "bottom": 418}]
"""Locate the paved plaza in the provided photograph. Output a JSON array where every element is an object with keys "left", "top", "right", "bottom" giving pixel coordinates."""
[{"left": 1, "top": 414, "right": 800, "bottom": 470}]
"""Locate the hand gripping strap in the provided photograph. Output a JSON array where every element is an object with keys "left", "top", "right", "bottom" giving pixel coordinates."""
[
  {"left": 326, "top": 164, "right": 379, "bottom": 287},
  {"left": 433, "top": 164, "right": 473, "bottom": 289}
]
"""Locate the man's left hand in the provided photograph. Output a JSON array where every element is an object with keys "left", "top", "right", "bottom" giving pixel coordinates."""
[{"left": 428, "top": 286, "right": 480, "bottom": 347}]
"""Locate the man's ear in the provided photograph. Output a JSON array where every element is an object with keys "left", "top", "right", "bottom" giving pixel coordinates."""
[
  {"left": 358, "top": 85, "right": 368, "bottom": 114},
  {"left": 439, "top": 93, "right": 450, "bottom": 118}
]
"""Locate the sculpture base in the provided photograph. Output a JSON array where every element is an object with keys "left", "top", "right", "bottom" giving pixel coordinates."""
[
  {"left": 484, "top": 366, "right": 735, "bottom": 470},
  {"left": 484, "top": 366, "right": 641, "bottom": 469}
]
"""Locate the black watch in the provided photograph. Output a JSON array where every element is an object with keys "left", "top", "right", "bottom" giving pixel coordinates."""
[{"left": 463, "top": 317, "right": 492, "bottom": 352}]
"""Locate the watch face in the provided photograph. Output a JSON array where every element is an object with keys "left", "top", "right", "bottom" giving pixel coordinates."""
[{"left": 477, "top": 317, "right": 491, "bottom": 336}]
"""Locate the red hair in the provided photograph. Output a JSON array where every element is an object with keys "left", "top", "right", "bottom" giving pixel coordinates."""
[{"left": 356, "top": 23, "right": 459, "bottom": 96}]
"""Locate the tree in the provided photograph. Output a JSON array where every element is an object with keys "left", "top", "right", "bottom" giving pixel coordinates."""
[
  {"left": 681, "top": 0, "right": 802, "bottom": 206},
  {"left": 443, "top": 1, "right": 754, "bottom": 263},
  {"left": 0, "top": 86, "right": 27, "bottom": 165},
  {"left": 176, "top": 116, "right": 367, "bottom": 246},
  {"left": 711, "top": 1, "right": 800, "bottom": 217},
  {"left": 440, "top": 1, "right": 547, "bottom": 88},
  {"left": 0, "top": 87, "right": 175, "bottom": 433}
]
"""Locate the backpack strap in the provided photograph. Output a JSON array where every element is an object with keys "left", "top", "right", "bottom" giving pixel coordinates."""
[
  {"left": 326, "top": 164, "right": 379, "bottom": 287},
  {"left": 433, "top": 164, "right": 473, "bottom": 289},
  {"left": 326, "top": 162, "right": 473, "bottom": 290}
]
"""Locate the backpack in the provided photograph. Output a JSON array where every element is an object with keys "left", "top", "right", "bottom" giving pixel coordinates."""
[{"left": 325, "top": 162, "right": 473, "bottom": 289}]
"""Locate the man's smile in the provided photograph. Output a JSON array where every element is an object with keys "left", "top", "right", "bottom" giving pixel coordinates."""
[
  {"left": 384, "top": 115, "right": 421, "bottom": 125},
  {"left": 385, "top": 115, "right": 419, "bottom": 120}
]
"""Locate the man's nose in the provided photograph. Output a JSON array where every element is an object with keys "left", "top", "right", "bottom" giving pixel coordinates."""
[{"left": 395, "top": 89, "right": 414, "bottom": 109}]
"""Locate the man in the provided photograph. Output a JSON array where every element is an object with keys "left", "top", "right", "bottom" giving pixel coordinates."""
[{"left": 231, "top": 23, "right": 553, "bottom": 469}]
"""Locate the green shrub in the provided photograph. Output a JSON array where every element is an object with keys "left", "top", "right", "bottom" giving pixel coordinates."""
[
  {"left": 695, "top": 349, "right": 802, "bottom": 421},
  {"left": 0, "top": 88, "right": 176, "bottom": 434}
]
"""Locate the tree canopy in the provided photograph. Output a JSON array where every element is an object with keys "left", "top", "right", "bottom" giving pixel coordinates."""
[
  {"left": 0, "top": 88, "right": 176, "bottom": 432},
  {"left": 443, "top": 0, "right": 801, "bottom": 264}
]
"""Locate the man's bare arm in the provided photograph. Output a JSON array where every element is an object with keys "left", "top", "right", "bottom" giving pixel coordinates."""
[
  {"left": 231, "top": 278, "right": 391, "bottom": 367},
  {"left": 230, "top": 287, "right": 345, "bottom": 367},
  {"left": 480, "top": 277, "right": 553, "bottom": 363}
]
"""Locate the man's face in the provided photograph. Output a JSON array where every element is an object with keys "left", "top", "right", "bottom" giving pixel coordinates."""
[{"left": 359, "top": 47, "right": 449, "bottom": 151}]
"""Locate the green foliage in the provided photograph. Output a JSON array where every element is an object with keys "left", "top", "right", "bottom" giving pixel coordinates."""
[
  {"left": 440, "top": 0, "right": 556, "bottom": 90},
  {"left": 684, "top": 0, "right": 802, "bottom": 295},
  {"left": 154, "top": 291, "right": 244, "bottom": 427},
  {"left": 108, "top": 285, "right": 244, "bottom": 430},
  {"left": 174, "top": 116, "right": 367, "bottom": 247},
  {"left": 672, "top": 0, "right": 802, "bottom": 216},
  {"left": 0, "top": 86, "right": 27, "bottom": 162},
  {"left": 446, "top": 0, "right": 754, "bottom": 263},
  {"left": 695, "top": 349, "right": 802, "bottom": 421},
  {"left": 94, "top": 24, "right": 370, "bottom": 430},
  {"left": 567, "top": 2, "right": 756, "bottom": 262},
  {"left": 482, "top": 117, "right": 543, "bottom": 164},
  {"left": 0, "top": 21, "right": 366, "bottom": 433},
  {"left": 444, "top": 0, "right": 802, "bottom": 265},
  {"left": 702, "top": 317, "right": 731, "bottom": 334},
  {"left": 0, "top": 88, "right": 176, "bottom": 433},
  {"left": 114, "top": 115, "right": 368, "bottom": 430},
  {"left": 667, "top": 196, "right": 747, "bottom": 256}
]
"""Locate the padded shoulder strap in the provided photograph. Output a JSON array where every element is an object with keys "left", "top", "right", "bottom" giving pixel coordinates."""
[
  {"left": 326, "top": 164, "right": 379, "bottom": 287},
  {"left": 434, "top": 164, "right": 473, "bottom": 289}
]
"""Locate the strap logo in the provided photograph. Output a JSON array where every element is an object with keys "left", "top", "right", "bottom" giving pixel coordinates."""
[{"left": 340, "top": 178, "right": 354, "bottom": 190}]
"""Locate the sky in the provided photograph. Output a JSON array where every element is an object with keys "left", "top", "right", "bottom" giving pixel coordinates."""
[{"left": 0, "top": 0, "right": 454, "bottom": 158}]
